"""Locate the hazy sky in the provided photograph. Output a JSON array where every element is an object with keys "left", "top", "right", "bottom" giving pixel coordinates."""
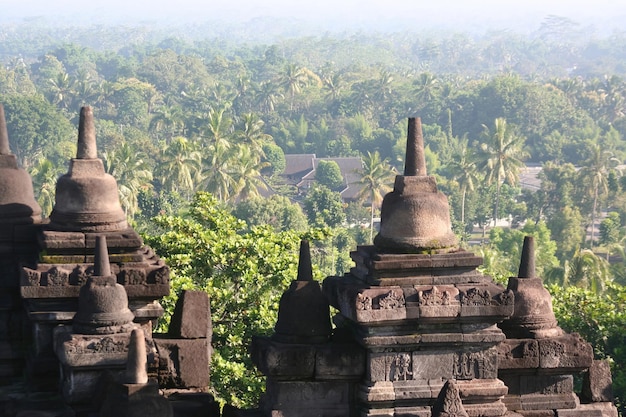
[{"left": 3, "top": 0, "right": 626, "bottom": 33}]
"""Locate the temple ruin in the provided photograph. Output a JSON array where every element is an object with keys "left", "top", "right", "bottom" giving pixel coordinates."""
[{"left": 0, "top": 106, "right": 618, "bottom": 417}]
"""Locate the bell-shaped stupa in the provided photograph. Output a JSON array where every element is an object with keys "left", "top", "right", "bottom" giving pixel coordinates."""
[
  {"left": 273, "top": 240, "right": 332, "bottom": 343},
  {"left": 49, "top": 106, "right": 127, "bottom": 232},
  {"left": 499, "top": 236, "right": 560, "bottom": 338},
  {"left": 0, "top": 104, "right": 42, "bottom": 225},
  {"left": 72, "top": 235, "right": 135, "bottom": 334},
  {"left": 374, "top": 117, "right": 457, "bottom": 253}
]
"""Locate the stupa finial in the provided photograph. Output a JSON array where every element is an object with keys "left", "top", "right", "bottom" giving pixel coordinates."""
[
  {"left": 125, "top": 328, "right": 148, "bottom": 384},
  {"left": 297, "top": 240, "right": 313, "bottom": 282},
  {"left": 404, "top": 117, "right": 427, "bottom": 176},
  {"left": 0, "top": 104, "right": 10, "bottom": 155},
  {"left": 94, "top": 235, "right": 112, "bottom": 277},
  {"left": 518, "top": 236, "right": 536, "bottom": 279},
  {"left": 76, "top": 106, "right": 97, "bottom": 159}
]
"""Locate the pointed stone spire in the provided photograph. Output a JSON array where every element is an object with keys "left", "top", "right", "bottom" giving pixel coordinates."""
[
  {"left": 0, "top": 104, "right": 10, "bottom": 155},
  {"left": 518, "top": 236, "right": 535, "bottom": 279},
  {"left": 405, "top": 117, "right": 427, "bottom": 176},
  {"left": 125, "top": 328, "right": 148, "bottom": 384},
  {"left": 374, "top": 117, "right": 457, "bottom": 253},
  {"left": 94, "top": 235, "right": 112, "bottom": 277},
  {"left": 76, "top": 106, "right": 97, "bottom": 159},
  {"left": 297, "top": 240, "right": 313, "bottom": 281},
  {"left": 49, "top": 106, "right": 128, "bottom": 232},
  {"left": 273, "top": 240, "right": 331, "bottom": 343},
  {"left": 73, "top": 235, "right": 135, "bottom": 334}
]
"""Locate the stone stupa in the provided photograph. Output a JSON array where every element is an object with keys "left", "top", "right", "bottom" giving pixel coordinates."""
[
  {"left": 323, "top": 117, "right": 514, "bottom": 417},
  {"left": 20, "top": 106, "right": 169, "bottom": 390},
  {"left": 0, "top": 104, "right": 42, "bottom": 382}
]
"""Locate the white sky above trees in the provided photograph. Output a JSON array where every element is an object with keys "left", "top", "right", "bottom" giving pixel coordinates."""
[{"left": 3, "top": 0, "right": 625, "bottom": 33}]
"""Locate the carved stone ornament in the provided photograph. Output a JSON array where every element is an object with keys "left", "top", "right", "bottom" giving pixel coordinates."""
[
  {"left": 356, "top": 293, "right": 372, "bottom": 311},
  {"left": 66, "top": 336, "right": 128, "bottom": 354},
  {"left": 418, "top": 286, "right": 451, "bottom": 306},
  {"left": 379, "top": 289, "right": 405, "bottom": 309},
  {"left": 453, "top": 351, "right": 495, "bottom": 380},
  {"left": 46, "top": 266, "right": 70, "bottom": 286},
  {"left": 461, "top": 287, "right": 491, "bottom": 306},
  {"left": 392, "top": 353, "right": 413, "bottom": 381},
  {"left": 22, "top": 267, "right": 41, "bottom": 286},
  {"left": 432, "top": 379, "right": 469, "bottom": 417},
  {"left": 495, "top": 289, "right": 514, "bottom": 306}
]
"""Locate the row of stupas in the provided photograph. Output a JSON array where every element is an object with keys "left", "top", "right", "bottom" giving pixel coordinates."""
[
  {"left": 250, "top": 118, "right": 617, "bottom": 417},
  {"left": 0, "top": 101, "right": 618, "bottom": 417}
]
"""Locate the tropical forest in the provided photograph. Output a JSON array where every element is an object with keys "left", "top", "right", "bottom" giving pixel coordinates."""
[{"left": 2, "top": 15, "right": 626, "bottom": 412}]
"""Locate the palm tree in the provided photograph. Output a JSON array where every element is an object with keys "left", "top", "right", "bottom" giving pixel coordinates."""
[
  {"left": 149, "top": 105, "right": 186, "bottom": 143},
  {"left": 255, "top": 81, "right": 283, "bottom": 114},
  {"left": 544, "top": 249, "right": 611, "bottom": 294},
  {"left": 446, "top": 136, "right": 480, "bottom": 228},
  {"left": 30, "top": 158, "right": 62, "bottom": 217},
  {"left": 102, "top": 142, "right": 153, "bottom": 219},
  {"left": 477, "top": 117, "right": 527, "bottom": 226},
  {"left": 578, "top": 142, "right": 621, "bottom": 247},
  {"left": 47, "top": 71, "right": 76, "bottom": 109},
  {"left": 201, "top": 141, "right": 236, "bottom": 202},
  {"left": 236, "top": 113, "right": 272, "bottom": 155},
  {"left": 278, "top": 64, "right": 321, "bottom": 111},
  {"left": 158, "top": 136, "right": 202, "bottom": 198},
  {"left": 229, "top": 146, "right": 269, "bottom": 202},
  {"left": 354, "top": 151, "right": 397, "bottom": 242}
]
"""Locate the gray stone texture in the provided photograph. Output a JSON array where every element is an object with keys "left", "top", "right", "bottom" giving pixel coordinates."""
[
  {"left": 582, "top": 360, "right": 614, "bottom": 403},
  {"left": 155, "top": 337, "right": 210, "bottom": 389},
  {"left": 168, "top": 290, "right": 211, "bottom": 339}
]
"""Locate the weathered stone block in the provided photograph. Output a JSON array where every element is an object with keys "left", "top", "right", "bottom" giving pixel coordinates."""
[
  {"left": 250, "top": 337, "right": 315, "bottom": 379},
  {"left": 538, "top": 335, "right": 593, "bottom": 370},
  {"left": 155, "top": 337, "right": 209, "bottom": 389},
  {"left": 582, "top": 360, "right": 614, "bottom": 403},
  {"left": 168, "top": 290, "right": 211, "bottom": 339},
  {"left": 54, "top": 327, "right": 131, "bottom": 368},
  {"left": 263, "top": 380, "right": 352, "bottom": 414},
  {"left": 316, "top": 342, "right": 365, "bottom": 379},
  {"left": 497, "top": 339, "right": 540, "bottom": 369}
]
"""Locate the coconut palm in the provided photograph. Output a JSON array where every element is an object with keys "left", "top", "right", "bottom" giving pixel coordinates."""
[
  {"left": 30, "top": 157, "right": 62, "bottom": 217},
  {"left": 354, "top": 151, "right": 397, "bottom": 242},
  {"left": 278, "top": 64, "right": 321, "bottom": 111},
  {"left": 158, "top": 136, "right": 202, "bottom": 198},
  {"left": 102, "top": 142, "right": 153, "bottom": 219},
  {"left": 578, "top": 142, "right": 621, "bottom": 247},
  {"left": 477, "top": 117, "right": 527, "bottom": 226},
  {"left": 230, "top": 146, "right": 270, "bottom": 202},
  {"left": 236, "top": 113, "right": 272, "bottom": 155},
  {"left": 544, "top": 248, "right": 611, "bottom": 294},
  {"left": 446, "top": 136, "right": 480, "bottom": 228}
]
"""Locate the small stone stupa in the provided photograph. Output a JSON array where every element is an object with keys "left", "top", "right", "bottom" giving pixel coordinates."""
[
  {"left": 99, "top": 328, "right": 173, "bottom": 417},
  {"left": 273, "top": 240, "right": 332, "bottom": 343},
  {"left": 251, "top": 240, "right": 364, "bottom": 417},
  {"left": 0, "top": 104, "right": 42, "bottom": 382},
  {"left": 54, "top": 235, "right": 139, "bottom": 405},
  {"left": 497, "top": 236, "right": 609, "bottom": 416},
  {"left": 323, "top": 117, "right": 514, "bottom": 416},
  {"left": 20, "top": 106, "right": 169, "bottom": 391}
]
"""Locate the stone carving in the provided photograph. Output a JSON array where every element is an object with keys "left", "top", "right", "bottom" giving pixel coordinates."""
[
  {"left": 153, "top": 266, "right": 170, "bottom": 284},
  {"left": 432, "top": 380, "right": 469, "bottom": 417},
  {"left": 379, "top": 289, "right": 405, "bottom": 309},
  {"left": 356, "top": 293, "right": 372, "bottom": 311},
  {"left": 495, "top": 289, "right": 514, "bottom": 306},
  {"left": 453, "top": 351, "right": 495, "bottom": 380},
  {"left": 418, "top": 286, "right": 451, "bottom": 306},
  {"left": 22, "top": 267, "right": 41, "bottom": 286},
  {"left": 541, "top": 339, "right": 565, "bottom": 357},
  {"left": 46, "top": 266, "right": 70, "bottom": 286},
  {"left": 71, "top": 265, "right": 90, "bottom": 285},
  {"left": 121, "top": 268, "right": 147, "bottom": 285},
  {"left": 66, "top": 336, "right": 128, "bottom": 354},
  {"left": 461, "top": 288, "right": 491, "bottom": 306},
  {"left": 392, "top": 353, "right": 413, "bottom": 381}
]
